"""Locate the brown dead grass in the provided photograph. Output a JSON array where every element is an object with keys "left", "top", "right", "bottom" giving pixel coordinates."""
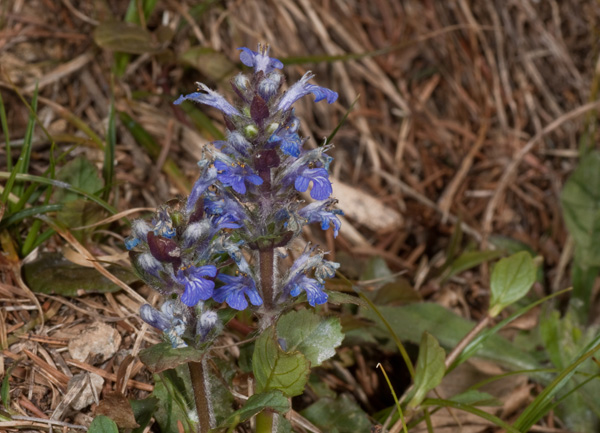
[{"left": 1, "top": 0, "right": 599, "bottom": 431}]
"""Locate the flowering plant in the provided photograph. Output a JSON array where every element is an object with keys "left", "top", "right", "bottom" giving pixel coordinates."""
[{"left": 127, "top": 45, "right": 344, "bottom": 433}]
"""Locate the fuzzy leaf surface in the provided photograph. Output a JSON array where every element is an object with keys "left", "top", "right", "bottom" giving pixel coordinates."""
[
  {"left": 277, "top": 309, "right": 343, "bottom": 366},
  {"left": 253, "top": 328, "right": 310, "bottom": 397},
  {"left": 139, "top": 343, "right": 205, "bottom": 373}
]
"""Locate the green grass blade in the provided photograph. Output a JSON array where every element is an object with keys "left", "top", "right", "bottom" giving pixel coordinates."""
[
  {"left": 325, "top": 94, "right": 358, "bottom": 145},
  {"left": 513, "top": 335, "right": 600, "bottom": 431},
  {"left": 177, "top": 100, "right": 225, "bottom": 140},
  {"left": 423, "top": 398, "right": 521, "bottom": 433},
  {"left": 102, "top": 93, "right": 116, "bottom": 201},
  {"left": 0, "top": 172, "right": 117, "bottom": 215},
  {"left": 1, "top": 165, "right": 20, "bottom": 209},
  {"left": 378, "top": 363, "right": 408, "bottom": 433},
  {"left": 5, "top": 84, "right": 38, "bottom": 208},
  {"left": 359, "top": 291, "right": 415, "bottom": 379},
  {"left": 0, "top": 92, "right": 11, "bottom": 171},
  {"left": 449, "top": 287, "right": 573, "bottom": 372},
  {"left": 0, "top": 204, "right": 63, "bottom": 229},
  {"left": 125, "top": 0, "right": 158, "bottom": 24},
  {"left": 336, "top": 270, "right": 415, "bottom": 378},
  {"left": 24, "top": 227, "right": 55, "bottom": 252},
  {"left": 119, "top": 111, "right": 191, "bottom": 193}
]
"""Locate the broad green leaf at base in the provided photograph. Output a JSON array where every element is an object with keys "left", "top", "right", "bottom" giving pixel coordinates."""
[
  {"left": 253, "top": 328, "right": 310, "bottom": 397},
  {"left": 408, "top": 332, "right": 445, "bottom": 408},
  {"left": 276, "top": 309, "right": 343, "bottom": 367}
]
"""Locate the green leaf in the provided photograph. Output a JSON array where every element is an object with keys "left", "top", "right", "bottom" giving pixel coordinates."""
[
  {"left": 326, "top": 290, "right": 369, "bottom": 307},
  {"left": 513, "top": 335, "right": 600, "bottom": 431},
  {"left": 276, "top": 416, "right": 293, "bottom": 433},
  {"left": 139, "top": 343, "right": 205, "bottom": 373},
  {"left": 445, "top": 249, "right": 505, "bottom": 280},
  {"left": 130, "top": 397, "right": 158, "bottom": 433},
  {"left": 276, "top": 309, "right": 343, "bottom": 367},
  {"left": 93, "top": 21, "right": 160, "bottom": 54},
  {"left": 449, "top": 390, "right": 501, "bottom": 406},
  {"left": 360, "top": 256, "right": 394, "bottom": 283},
  {"left": 56, "top": 199, "right": 106, "bottom": 243},
  {"left": 408, "top": 332, "right": 446, "bottom": 408},
  {"left": 570, "top": 260, "right": 599, "bottom": 323},
  {"left": 539, "top": 310, "right": 600, "bottom": 431},
  {"left": 152, "top": 369, "right": 196, "bottom": 433},
  {"left": 489, "top": 235, "right": 536, "bottom": 256},
  {"left": 301, "top": 395, "right": 373, "bottom": 433},
  {"left": 253, "top": 328, "right": 310, "bottom": 397},
  {"left": 180, "top": 47, "right": 237, "bottom": 81},
  {"left": 371, "top": 278, "right": 421, "bottom": 305},
  {"left": 489, "top": 251, "right": 536, "bottom": 317},
  {"left": 561, "top": 150, "right": 600, "bottom": 267},
  {"left": 55, "top": 157, "right": 104, "bottom": 203},
  {"left": 88, "top": 415, "right": 119, "bottom": 433},
  {"left": 218, "top": 390, "right": 290, "bottom": 428},
  {"left": 22, "top": 252, "right": 137, "bottom": 296},
  {"left": 362, "top": 303, "right": 543, "bottom": 377}
]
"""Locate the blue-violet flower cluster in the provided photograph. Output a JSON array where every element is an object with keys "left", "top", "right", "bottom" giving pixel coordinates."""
[{"left": 127, "top": 45, "right": 342, "bottom": 347}]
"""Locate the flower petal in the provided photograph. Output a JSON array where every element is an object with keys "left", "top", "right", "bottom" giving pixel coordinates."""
[
  {"left": 238, "top": 47, "right": 283, "bottom": 74},
  {"left": 278, "top": 72, "right": 338, "bottom": 111},
  {"left": 174, "top": 83, "right": 240, "bottom": 117}
]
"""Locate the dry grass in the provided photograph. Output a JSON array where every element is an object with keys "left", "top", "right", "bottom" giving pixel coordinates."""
[{"left": 1, "top": 0, "right": 599, "bottom": 431}]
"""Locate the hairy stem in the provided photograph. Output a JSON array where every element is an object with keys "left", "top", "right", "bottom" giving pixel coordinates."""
[
  {"left": 189, "top": 359, "right": 213, "bottom": 433},
  {"left": 260, "top": 248, "right": 275, "bottom": 310}
]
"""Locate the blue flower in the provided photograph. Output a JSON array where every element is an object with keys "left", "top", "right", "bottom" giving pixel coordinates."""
[
  {"left": 140, "top": 300, "right": 188, "bottom": 348},
  {"left": 269, "top": 117, "right": 303, "bottom": 157},
  {"left": 140, "top": 303, "right": 171, "bottom": 331},
  {"left": 294, "top": 167, "right": 332, "bottom": 200},
  {"left": 278, "top": 72, "right": 338, "bottom": 111},
  {"left": 298, "top": 200, "right": 342, "bottom": 237},
  {"left": 124, "top": 220, "right": 151, "bottom": 250},
  {"left": 175, "top": 82, "right": 240, "bottom": 117},
  {"left": 186, "top": 161, "right": 217, "bottom": 213},
  {"left": 204, "top": 191, "right": 246, "bottom": 222},
  {"left": 214, "top": 274, "right": 263, "bottom": 310},
  {"left": 152, "top": 208, "right": 176, "bottom": 238},
  {"left": 214, "top": 160, "right": 263, "bottom": 194},
  {"left": 218, "top": 131, "right": 252, "bottom": 158},
  {"left": 288, "top": 274, "right": 328, "bottom": 307},
  {"left": 314, "top": 260, "right": 340, "bottom": 283},
  {"left": 176, "top": 265, "right": 217, "bottom": 306},
  {"left": 238, "top": 46, "right": 283, "bottom": 74}
]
